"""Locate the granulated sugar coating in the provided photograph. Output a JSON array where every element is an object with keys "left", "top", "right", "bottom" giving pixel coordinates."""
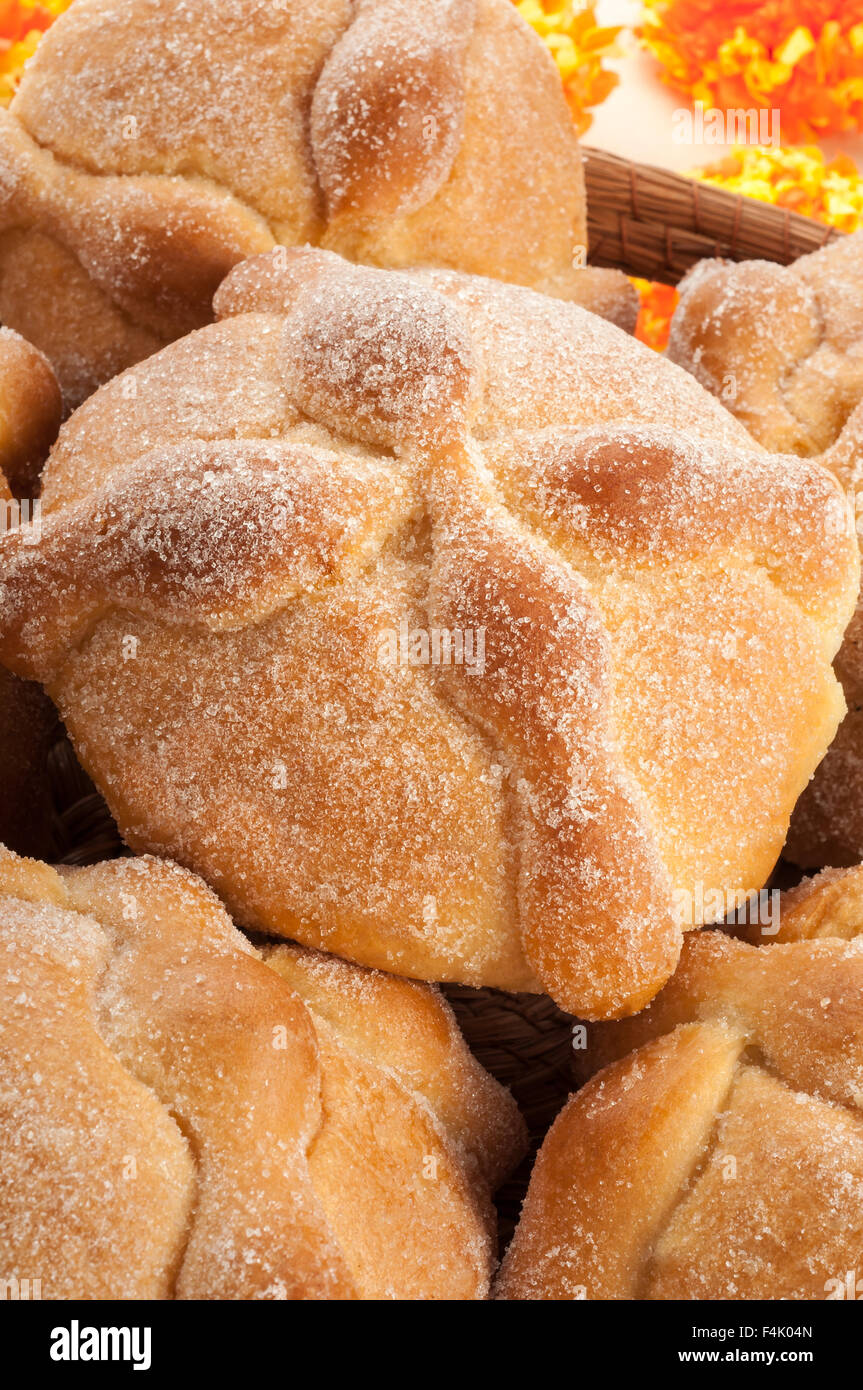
[
  {"left": 498, "top": 870, "right": 863, "bottom": 1299},
  {"left": 669, "top": 233, "right": 863, "bottom": 870},
  {"left": 0, "top": 0, "right": 636, "bottom": 407},
  {"left": 0, "top": 247, "right": 858, "bottom": 1019},
  {"left": 0, "top": 847, "right": 525, "bottom": 1299}
]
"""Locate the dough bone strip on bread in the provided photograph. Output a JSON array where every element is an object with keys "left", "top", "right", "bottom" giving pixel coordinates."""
[
  {"left": 0, "top": 846, "right": 526, "bottom": 1300},
  {"left": 0, "top": 247, "right": 856, "bottom": 1020}
]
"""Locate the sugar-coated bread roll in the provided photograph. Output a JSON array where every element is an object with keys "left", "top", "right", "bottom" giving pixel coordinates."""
[
  {"left": 669, "top": 234, "right": 863, "bottom": 868},
  {"left": 498, "top": 866, "right": 863, "bottom": 1300},
  {"left": 0, "top": 0, "right": 635, "bottom": 408},
  {"left": 0, "top": 846, "right": 525, "bottom": 1299},
  {"left": 0, "top": 248, "right": 856, "bottom": 1019},
  {"left": 0, "top": 329, "right": 61, "bottom": 856},
  {"left": 668, "top": 235, "right": 863, "bottom": 459}
]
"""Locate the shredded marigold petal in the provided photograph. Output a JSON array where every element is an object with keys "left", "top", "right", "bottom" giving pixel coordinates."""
[
  {"left": 0, "top": 0, "right": 71, "bottom": 105},
  {"left": 640, "top": 1, "right": 863, "bottom": 141},
  {"left": 516, "top": 0, "right": 622, "bottom": 134}
]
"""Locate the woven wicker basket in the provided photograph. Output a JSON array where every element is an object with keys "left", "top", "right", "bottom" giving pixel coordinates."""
[
  {"left": 583, "top": 146, "right": 840, "bottom": 282},
  {"left": 43, "top": 152, "right": 840, "bottom": 1234}
]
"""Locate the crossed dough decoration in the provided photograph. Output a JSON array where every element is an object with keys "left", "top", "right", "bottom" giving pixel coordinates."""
[{"left": 0, "top": 248, "right": 856, "bottom": 1019}]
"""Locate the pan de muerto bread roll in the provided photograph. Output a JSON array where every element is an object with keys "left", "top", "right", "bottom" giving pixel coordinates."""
[
  {"left": 498, "top": 866, "right": 863, "bottom": 1300},
  {"left": 668, "top": 234, "right": 863, "bottom": 868},
  {"left": 0, "top": 248, "right": 856, "bottom": 1019},
  {"left": 0, "top": 329, "right": 61, "bottom": 856},
  {"left": 0, "top": 846, "right": 525, "bottom": 1299},
  {"left": 0, "top": 0, "right": 635, "bottom": 408}
]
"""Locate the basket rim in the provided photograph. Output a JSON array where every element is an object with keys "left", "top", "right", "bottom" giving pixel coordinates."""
[{"left": 582, "top": 145, "right": 841, "bottom": 283}]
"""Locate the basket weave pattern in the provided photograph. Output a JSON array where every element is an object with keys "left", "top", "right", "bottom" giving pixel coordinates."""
[{"left": 584, "top": 146, "right": 840, "bottom": 282}]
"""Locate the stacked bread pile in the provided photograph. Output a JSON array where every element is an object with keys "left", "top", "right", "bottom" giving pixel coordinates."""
[{"left": 1, "top": 0, "right": 862, "bottom": 1301}]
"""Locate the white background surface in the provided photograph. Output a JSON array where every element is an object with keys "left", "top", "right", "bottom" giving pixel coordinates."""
[{"left": 587, "top": 0, "right": 863, "bottom": 169}]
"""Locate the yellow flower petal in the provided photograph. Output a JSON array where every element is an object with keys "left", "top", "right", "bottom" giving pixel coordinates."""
[{"left": 775, "top": 27, "right": 816, "bottom": 69}]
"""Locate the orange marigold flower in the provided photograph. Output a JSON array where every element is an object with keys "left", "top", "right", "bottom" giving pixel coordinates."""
[
  {"left": 1, "top": 1, "right": 72, "bottom": 107},
  {"left": 517, "top": 0, "right": 622, "bottom": 134},
  {"left": 632, "top": 277, "right": 680, "bottom": 351},
  {"left": 640, "top": 1, "right": 863, "bottom": 141}
]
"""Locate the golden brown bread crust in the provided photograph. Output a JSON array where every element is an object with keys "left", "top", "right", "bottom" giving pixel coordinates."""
[
  {"left": 0, "top": 845, "right": 525, "bottom": 1300},
  {"left": 499, "top": 867, "right": 863, "bottom": 1299},
  {"left": 0, "top": 0, "right": 635, "bottom": 408},
  {"left": 768, "top": 864, "right": 863, "bottom": 941},
  {"left": 668, "top": 234, "right": 863, "bottom": 867},
  {"left": 0, "top": 247, "right": 855, "bottom": 1019},
  {"left": 0, "top": 325, "right": 61, "bottom": 497}
]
